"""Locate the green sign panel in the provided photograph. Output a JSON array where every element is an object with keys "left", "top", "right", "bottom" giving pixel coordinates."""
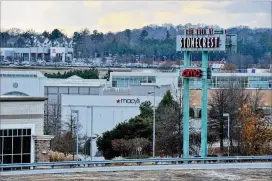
[{"left": 214, "top": 30, "right": 224, "bottom": 34}]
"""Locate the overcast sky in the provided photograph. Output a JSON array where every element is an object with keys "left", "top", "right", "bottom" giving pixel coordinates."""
[{"left": 1, "top": 1, "right": 271, "bottom": 36}]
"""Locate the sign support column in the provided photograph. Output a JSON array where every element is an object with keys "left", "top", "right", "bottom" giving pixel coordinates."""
[
  {"left": 183, "top": 51, "right": 191, "bottom": 159},
  {"left": 177, "top": 28, "right": 230, "bottom": 159},
  {"left": 201, "top": 51, "right": 208, "bottom": 157}
]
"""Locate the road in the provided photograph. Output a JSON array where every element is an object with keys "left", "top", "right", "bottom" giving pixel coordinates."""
[{"left": 1, "top": 162, "right": 271, "bottom": 176}]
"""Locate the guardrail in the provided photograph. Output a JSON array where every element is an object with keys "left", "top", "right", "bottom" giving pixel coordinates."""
[
  {"left": 0, "top": 156, "right": 271, "bottom": 170},
  {"left": 0, "top": 156, "right": 272, "bottom": 170}
]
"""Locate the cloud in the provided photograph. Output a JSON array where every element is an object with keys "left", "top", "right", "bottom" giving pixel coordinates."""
[
  {"left": 96, "top": 11, "right": 151, "bottom": 33},
  {"left": 83, "top": 1, "right": 101, "bottom": 8},
  {"left": 153, "top": 12, "right": 177, "bottom": 21},
  {"left": 1, "top": 1, "right": 270, "bottom": 36},
  {"left": 202, "top": 1, "right": 271, "bottom": 14},
  {"left": 181, "top": 7, "right": 211, "bottom": 15}
]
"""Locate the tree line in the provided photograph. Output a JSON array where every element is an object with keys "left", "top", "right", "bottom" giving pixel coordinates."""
[
  {"left": 44, "top": 82, "right": 271, "bottom": 159},
  {"left": 1, "top": 24, "right": 271, "bottom": 68},
  {"left": 96, "top": 85, "right": 271, "bottom": 159},
  {"left": 208, "top": 84, "right": 272, "bottom": 155},
  {"left": 96, "top": 89, "right": 215, "bottom": 159},
  {"left": 44, "top": 68, "right": 99, "bottom": 79}
]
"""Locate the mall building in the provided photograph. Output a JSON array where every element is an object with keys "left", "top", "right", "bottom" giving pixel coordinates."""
[
  {"left": 0, "top": 47, "right": 73, "bottom": 62},
  {"left": 0, "top": 96, "right": 54, "bottom": 165},
  {"left": 0, "top": 68, "right": 271, "bottom": 160}
]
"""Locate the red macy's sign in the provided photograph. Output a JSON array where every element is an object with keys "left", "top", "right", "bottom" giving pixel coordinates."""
[{"left": 182, "top": 69, "right": 202, "bottom": 78}]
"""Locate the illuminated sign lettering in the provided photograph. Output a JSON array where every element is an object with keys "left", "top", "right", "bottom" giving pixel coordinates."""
[
  {"left": 180, "top": 37, "right": 220, "bottom": 49},
  {"left": 182, "top": 69, "right": 202, "bottom": 78},
  {"left": 176, "top": 28, "right": 226, "bottom": 52}
]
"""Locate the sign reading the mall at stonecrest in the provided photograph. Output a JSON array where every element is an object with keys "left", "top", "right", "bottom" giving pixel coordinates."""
[{"left": 176, "top": 28, "right": 226, "bottom": 52}]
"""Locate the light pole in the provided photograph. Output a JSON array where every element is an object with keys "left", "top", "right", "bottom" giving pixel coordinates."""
[
  {"left": 223, "top": 113, "right": 230, "bottom": 157},
  {"left": 90, "top": 106, "right": 94, "bottom": 160},
  {"left": 72, "top": 110, "right": 79, "bottom": 160},
  {"left": 148, "top": 85, "right": 161, "bottom": 158},
  {"left": 85, "top": 105, "right": 95, "bottom": 160}
]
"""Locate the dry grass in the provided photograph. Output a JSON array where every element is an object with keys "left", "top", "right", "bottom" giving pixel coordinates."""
[{"left": 1, "top": 169, "right": 271, "bottom": 181}]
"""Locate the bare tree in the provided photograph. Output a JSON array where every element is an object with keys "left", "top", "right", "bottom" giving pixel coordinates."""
[
  {"left": 44, "top": 101, "right": 61, "bottom": 135},
  {"left": 111, "top": 138, "right": 150, "bottom": 157},
  {"left": 208, "top": 89, "right": 228, "bottom": 151},
  {"left": 51, "top": 131, "right": 74, "bottom": 156},
  {"left": 208, "top": 78, "right": 250, "bottom": 153},
  {"left": 207, "top": 78, "right": 266, "bottom": 154},
  {"left": 51, "top": 109, "right": 82, "bottom": 160},
  {"left": 248, "top": 89, "right": 264, "bottom": 113}
]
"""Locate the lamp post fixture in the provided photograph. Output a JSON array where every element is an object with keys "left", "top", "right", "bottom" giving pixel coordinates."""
[
  {"left": 223, "top": 113, "right": 230, "bottom": 157},
  {"left": 71, "top": 110, "right": 79, "bottom": 160},
  {"left": 89, "top": 136, "right": 96, "bottom": 159},
  {"left": 148, "top": 85, "right": 161, "bottom": 158}
]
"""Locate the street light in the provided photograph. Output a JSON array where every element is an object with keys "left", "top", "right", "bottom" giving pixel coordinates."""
[
  {"left": 71, "top": 110, "right": 79, "bottom": 160},
  {"left": 86, "top": 105, "right": 95, "bottom": 160},
  {"left": 148, "top": 85, "right": 161, "bottom": 158},
  {"left": 223, "top": 113, "right": 230, "bottom": 157},
  {"left": 89, "top": 136, "right": 96, "bottom": 159}
]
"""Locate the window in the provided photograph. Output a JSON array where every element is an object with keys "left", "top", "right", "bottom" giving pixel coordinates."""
[
  {"left": 69, "top": 87, "right": 79, "bottom": 94},
  {"left": 140, "top": 76, "right": 147, "bottom": 83},
  {"left": 90, "top": 88, "right": 99, "bottom": 95},
  {"left": 48, "top": 87, "right": 58, "bottom": 94},
  {"left": 0, "top": 129, "right": 32, "bottom": 166},
  {"left": 44, "top": 87, "right": 48, "bottom": 94},
  {"left": 178, "top": 77, "right": 183, "bottom": 88},
  {"left": 112, "top": 81, "right": 117, "bottom": 87},
  {"left": 59, "top": 87, "right": 68, "bottom": 94},
  {"left": 0, "top": 74, "right": 37, "bottom": 78},
  {"left": 48, "top": 94, "right": 58, "bottom": 103},
  {"left": 79, "top": 87, "right": 89, "bottom": 95},
  {"left": 148, "top": 76, "right": 156, "bottom": 83}
]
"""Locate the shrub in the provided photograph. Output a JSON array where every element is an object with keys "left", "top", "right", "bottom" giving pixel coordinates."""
[{"left": 49, "top": 151, "right": 78, "bottom": 162}]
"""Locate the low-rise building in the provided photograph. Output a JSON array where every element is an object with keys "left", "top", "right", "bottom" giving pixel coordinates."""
[
  {"left": 0, "top": 96, "right": 54, "bottom": 164},
  {"left": 0, "top": 47, "right": 73, "bottom": 62},
  {"left": 1, "top": 68, "right": 271, "bottom": 158}
]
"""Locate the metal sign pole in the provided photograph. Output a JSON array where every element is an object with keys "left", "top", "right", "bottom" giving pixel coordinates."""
[
  {"left": 201, "top": 51, "right": 208, "bottom": 158},
  {"left": 91, "top": 106, "right": 94, "bottom": 160},
  {"left": 183, "top": 51, "right": 191, "bottom": 161},
  {"left": 76, "top": 111, "right": 79, "bottom": 161},
  {"left": 152, "top": 86, "right": 156, "bottom": 158},
  {"left": 177, "top": 28, "right": 233, "bottom": 159}
]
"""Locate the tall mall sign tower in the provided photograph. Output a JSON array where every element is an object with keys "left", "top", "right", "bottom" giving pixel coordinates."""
[{"left": 176, "top": 28, "right": 237, "bottom": 158}]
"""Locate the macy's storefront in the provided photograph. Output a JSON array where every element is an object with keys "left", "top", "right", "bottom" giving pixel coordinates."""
[{"left": 61, "top": 95, "right": 163, "bottom": 156}]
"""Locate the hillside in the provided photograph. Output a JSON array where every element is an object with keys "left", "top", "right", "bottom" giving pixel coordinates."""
[{"left": 0, "top": 24, "right": 271, "bottom": 68}]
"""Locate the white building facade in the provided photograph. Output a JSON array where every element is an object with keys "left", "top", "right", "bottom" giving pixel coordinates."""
[
  {"left": 0, "top": 70, "right": 46, "bottom": 96},
  {"left": 61, "top": 94, "right": 163, "bottom": 156},
  {"left": 1, "top": 69, "right": 271, "bottom": 158},
  {"left": 0, "top": 96, "right": 53, "bottom": 165},
  {"left": 0, "top": 47, "right": 73, "bottom": 62}
]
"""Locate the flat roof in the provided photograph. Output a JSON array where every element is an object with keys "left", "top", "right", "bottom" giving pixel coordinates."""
[
  {"left": 45, "top": 78, "right": 107, "bottom": 87},
  {"left": 110, "top": 71, "right": 272, "bottom": 77},
  {"left": 0, "top": 96, "right": 48, "bottom": 102},
  {"left": 0, "top": 70, "right": 45, "bottom": 78}
]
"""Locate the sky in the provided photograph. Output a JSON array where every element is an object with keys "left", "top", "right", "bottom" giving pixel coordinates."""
[{"left": 1, "top": 0, "right": 271, "bottom": 36}]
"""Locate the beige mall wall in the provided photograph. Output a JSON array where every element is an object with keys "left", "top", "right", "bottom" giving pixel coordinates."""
[{"left": 190, "top": 90, "right": 272, "bottom": 107}]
